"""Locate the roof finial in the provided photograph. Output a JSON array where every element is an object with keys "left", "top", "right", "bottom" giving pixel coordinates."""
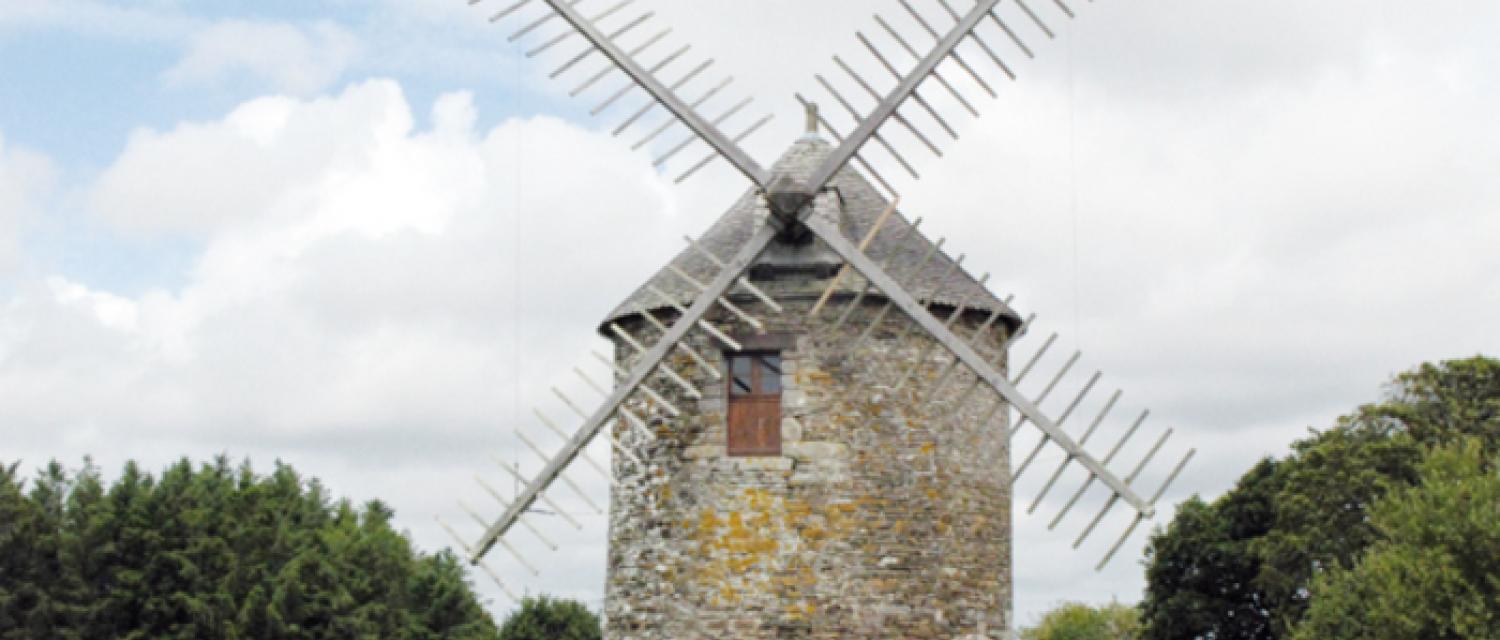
[{"left": 804, "top": 102, "right": 820, "bottom": 137}]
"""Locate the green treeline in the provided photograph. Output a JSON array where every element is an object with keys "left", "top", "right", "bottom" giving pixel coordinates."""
[
  {"left": 1138, "top": 356, "right": 1500, "bottom": 639},
  {"left": 0, "top": 457, "right": 498, "bottom": 639},
  {"left": 496, "top": 596, "right": 600, "bottom": 640},
  {"left": 1020, "top": 601, "right": 1140, "bottom": 640},
  {"left": 6, "top": 356, "right": 1495, "bottom": 639}
]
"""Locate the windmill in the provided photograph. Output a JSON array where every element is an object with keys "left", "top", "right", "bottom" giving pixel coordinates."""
[{"left": 438, "top": 0, "right": 1197, "bottom": 637}]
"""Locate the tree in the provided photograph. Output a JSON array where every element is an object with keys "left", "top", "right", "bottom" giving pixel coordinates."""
[
  {"left": 1247, "top": 418, "right": 1425, "bottom": 634},
  {"left": 1140, "top": 356, "right": 1500, "bottom": 639},
  {"left": 1291, "top": 440, "right": 1500, "bottom": 640},
  {"left": 496, "top": 596, "right": 600, "bottom": 640},
  {"left": 0, "top": 457, "right": 499, "bottom": 639},
  {"left": 1138, "top": 460, "right": 1280, "bottom": 639},
  {"left": 1020, "top": 601, "right": 1139, "bottom": 640},
  {"left": 0, "top": 461, "right": 43, "bottom": 638}
]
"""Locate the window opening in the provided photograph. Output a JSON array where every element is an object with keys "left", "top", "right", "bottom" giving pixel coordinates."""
[{"left": 725, "top": 352, "right": 783, "bottom": 457}]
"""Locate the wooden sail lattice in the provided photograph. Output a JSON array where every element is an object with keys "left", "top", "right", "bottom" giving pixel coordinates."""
[{"left": 444, "top": 0, "right": 1195, "bottom": 614}]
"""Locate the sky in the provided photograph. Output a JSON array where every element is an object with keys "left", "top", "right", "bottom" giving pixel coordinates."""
[{"left": 2, "top": 0, "right": 1498, "bottom": 630}]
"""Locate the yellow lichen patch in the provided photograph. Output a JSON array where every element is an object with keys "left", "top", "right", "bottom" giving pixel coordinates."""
[
  {"left": 823, "top": 505, "right": 853, "bottom": 533},
  {"left": 786, "top": 501, "right": 812, "bottom": 519},
  {"left": 676, "top": 483, "right": 863, "bottom": 623},
  {"left": 728, "top": 556, "right": 758, "bottom": 574},
  {"left": 727, "top": 536, "right": 778, "bottom": 556},
  {"left": 744, "top": 487, "right": 775, "bottom": 510}
]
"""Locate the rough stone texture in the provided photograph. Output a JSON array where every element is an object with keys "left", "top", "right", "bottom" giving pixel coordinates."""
[
  {"left": 601, "top": 141, "right": 1015, "bottom": 638},
  {"left": 605, "top": 292, "right": 1013, "bottom": 639}
]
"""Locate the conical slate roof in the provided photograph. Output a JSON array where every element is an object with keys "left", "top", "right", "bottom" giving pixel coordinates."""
[{"left": 600, "top": 137, "right": 1021, "bottom": 334}]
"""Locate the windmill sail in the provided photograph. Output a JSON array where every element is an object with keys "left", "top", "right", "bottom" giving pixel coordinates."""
[
  {"left": 466, "top": 223, "right": 780, "bottom": 562},
  {"left": 478, "top": 0, "right": 775, "bottom": 185},
  {"left": 452, "top": 0, "right": 1198, "bottom": 626},
  {"left": 800, "top": 211, "right": 1196, "bottom": 567},
  {"left": 802, "top": 0, "right": 1082, "bottom": 199},
  {"left": 455, "top": 138, "right": 1191, "bottom": 581}
]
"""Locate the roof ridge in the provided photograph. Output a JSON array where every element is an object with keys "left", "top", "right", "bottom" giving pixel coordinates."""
[{"left": 597, "top": 140, "right": 1019, "bottom": 335}]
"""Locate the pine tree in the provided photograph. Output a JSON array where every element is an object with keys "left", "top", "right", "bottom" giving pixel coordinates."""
[
  {"left": 496, "top": 596, "right": 600, "bottom": 640},
  {"left": 0, "top": 461, "right": 41, "bottom": 639},
  {"left": 0, "top": 457, "right": 499, "bottom": 639}
]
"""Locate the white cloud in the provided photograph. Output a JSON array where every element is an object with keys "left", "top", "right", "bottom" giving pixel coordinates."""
[
  {"left": 2, "top": 3, "right": 372, "bottom": 96},
  {"left": 0, "top": 135, "right": 56, "bottom": 274},
  {"left": 3, "top": 79, "right": 702, "bottom": 609},
  {"left": 0, "top": 0, "right": 193, "bottom": 41},
  {"left": 163, "top": 19, "right": 361, "bottom": 95},
  {"left": 894, "top": 1, "right": 1500, "bottom": 619},
  {"left": 7, "top": 0, "right": 1500, "bottom": 628},
  {"left": 91, "top": 82, "right": 408, "bottom": 232},
  {"left": 20, "top": 79, "right": 694, "bottom": 440},
  {"left": 477, "top": 0, "right": 1497, "bottom": 620}
]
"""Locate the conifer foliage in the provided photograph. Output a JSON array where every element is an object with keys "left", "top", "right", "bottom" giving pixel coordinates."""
[
  {"left": 0, "top": 457, "right": 498, "bottom": 639},
  {"left": 496, "top": 596, "right": 600, "bottom": 640}
]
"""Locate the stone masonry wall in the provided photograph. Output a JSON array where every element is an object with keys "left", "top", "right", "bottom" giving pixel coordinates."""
[{"left": 604, "top": 276, "right": 1013, "bottom": 639}]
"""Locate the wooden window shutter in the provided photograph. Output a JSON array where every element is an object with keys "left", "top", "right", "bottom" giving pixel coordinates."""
[{"left": 726, "top": 352, "right": 782, "bottom": 457}]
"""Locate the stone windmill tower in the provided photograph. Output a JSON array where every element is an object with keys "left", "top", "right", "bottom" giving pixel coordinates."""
[{"left": 440, "top": 1, "right": 1197, "bottom": 638}]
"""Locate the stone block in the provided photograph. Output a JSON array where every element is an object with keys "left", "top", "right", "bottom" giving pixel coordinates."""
[
  {"left": 730, "top": 456, "right": 794, "bottom": 472},
  {"left": 784, "top": 441, "right": 848, "bottom": 462},
  {"left": 682, "top": 445, "right": 720, "bottom": 461},
  {"left": 781, "top": 417, "right": 804, "bottom": 442},
  {"left": 605, "top": 293, "right": 1013, "bottom": 639}
]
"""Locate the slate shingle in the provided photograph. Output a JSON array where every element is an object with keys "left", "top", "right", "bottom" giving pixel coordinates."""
[{"left": 599, "top": 137, "right": 1022, "bottom": 334}]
